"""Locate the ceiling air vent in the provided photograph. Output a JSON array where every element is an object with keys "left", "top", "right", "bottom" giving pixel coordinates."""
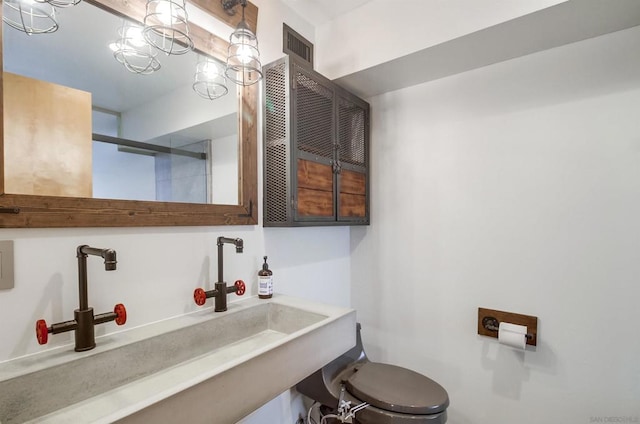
[{"left": 283, "top": 23, "right": 313, "bottom": 68}]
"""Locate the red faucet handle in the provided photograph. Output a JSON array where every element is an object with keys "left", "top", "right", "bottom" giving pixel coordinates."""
[
  {"left": 234, "top": 280, "right": 246, "bottom": 296},
  {"left": 36, "top": 319, "right": 49, "bottom": 345},
  {"left": 194, "top": 288, "right": 207, "bottom": 306},
  {"left": 114, "top": 304, "right": 127, "bottom": 326}
]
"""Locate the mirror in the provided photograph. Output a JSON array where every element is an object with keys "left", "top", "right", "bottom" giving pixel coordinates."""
[
  {"left": 4, "top": 2, "right": 239, "bottom": 205},
  {"left": 0, "top": 0, "right": 258, "bottom": 227}
]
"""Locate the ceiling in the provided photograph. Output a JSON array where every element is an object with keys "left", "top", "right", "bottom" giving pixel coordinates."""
[
  {"left": 270, "top": 0, "right": 640, "bottom": 99},
  {"left": 280, "top": 0, "right": 373, "bottom": 25},
  {"left": 323, "top": 0, "right": 640, "bottom": 98}
]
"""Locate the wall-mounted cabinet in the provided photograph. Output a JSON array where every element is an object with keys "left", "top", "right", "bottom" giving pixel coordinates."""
[{"left": 263, "top": 55, "right": 370, "bottom": 227}]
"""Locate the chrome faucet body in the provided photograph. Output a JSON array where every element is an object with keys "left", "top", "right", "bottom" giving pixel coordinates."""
[
  {"left": 36, "top": 245, "right": 127, "bottom": 351},
  {"left": 193, "top": 237, "right": 245, "bottom": 311}
]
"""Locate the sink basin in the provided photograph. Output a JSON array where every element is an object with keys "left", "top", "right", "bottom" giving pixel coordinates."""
[{"left": 0, "top": 295, "right": 356, "bottom": 424}]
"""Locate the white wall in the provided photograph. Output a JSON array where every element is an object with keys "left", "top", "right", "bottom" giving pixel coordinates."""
[
  {"left": 121, "top": 82, "right": 238, "bottom": 142},
  {"left": 211, "top": 134, "right": 240, "bottom": 205},
  {"left": 251, "top": 0, "right": 315, "bottom": 66},
  {"left": 351, "top": 26, "right": 640, "bottom": 424},
  {"left": 92, "top": 110, "right": 158, "bottom": 202},
  {"left": 315, "top": 0, "right": 566, "bottom": 80},
  {"left": 92, "top": 142, "right": 156, "bottom": 201}
]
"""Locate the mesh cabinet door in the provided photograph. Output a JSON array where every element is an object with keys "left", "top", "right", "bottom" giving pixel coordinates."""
[
  {"left": 264, "top": 59, "right": 290, "bottom": 225},
  {"left": 337, "top": 91, "right": 369, "bottom": 223},
  {"left": 292, "top": 64, "right": 336, "bottom": 222}
]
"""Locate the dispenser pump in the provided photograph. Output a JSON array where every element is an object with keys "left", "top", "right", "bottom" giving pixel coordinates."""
[{"left": 258, "top": 256, "right": 273, "bottom": 299}]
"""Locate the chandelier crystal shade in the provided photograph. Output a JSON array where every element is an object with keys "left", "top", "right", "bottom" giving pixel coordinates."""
[
  {"left": 143, "top": 0, "right": 194, "bottom": 55},
  {"left": 2, "top": 0, "right": 58, "bottom": 35}
]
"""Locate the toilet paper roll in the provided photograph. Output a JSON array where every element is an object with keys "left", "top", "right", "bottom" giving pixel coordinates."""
[{"left": 498, "top": 322, "right": 527, "bottom": 350}]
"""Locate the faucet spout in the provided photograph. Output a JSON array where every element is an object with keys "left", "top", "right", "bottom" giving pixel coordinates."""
[
  {"left": 217, "top": 237, "right": 243, "bottom": 252},
  {"left": 78, "top": 245, "right": 117, "bottom": 271},
  {"left": 216, "top": 237, "right": 243, "bottom": 283},
  {"left": 103, "top": 249, "right": 117, "bottom": 271}
]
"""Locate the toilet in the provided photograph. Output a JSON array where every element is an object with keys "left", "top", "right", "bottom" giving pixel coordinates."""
[{"left": 296, "top": 323, "right": 449, "bottom": 424}]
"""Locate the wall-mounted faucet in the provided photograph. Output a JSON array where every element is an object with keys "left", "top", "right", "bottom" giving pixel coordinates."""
[
  {"left": 194, "top": 237, "right": 245, "bottom": 312},
  {"left": 36, "top": 245, "right": 127, "bottom": 352}
]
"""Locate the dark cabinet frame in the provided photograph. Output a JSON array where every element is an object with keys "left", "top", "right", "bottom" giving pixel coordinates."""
[{"left": 263, "top": 55, "right": 370, "bottom": 227}]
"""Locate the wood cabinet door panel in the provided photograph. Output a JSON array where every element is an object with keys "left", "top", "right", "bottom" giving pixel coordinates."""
[
  {"left": 297, "top": 187, "right": 334, "bottom": 217},
  {"left": 339, "top": 170, "right": 366, "bottom": 195},
  {"left": 339, "top": 193, "right": 366, "bottom": 218},
  {"left": 297, "top": 159, "right": 333, "bottom": 191}
]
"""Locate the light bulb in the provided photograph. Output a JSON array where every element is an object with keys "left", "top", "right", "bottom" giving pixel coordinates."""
[
  {"left": 155, "top": 1, "right": 184, "bottom": 25},
  {"left": 203, "top": 62, "right": 219, "bottom": 78},
  {"left": 126, "top": 26, "right": 146, "bottom": 47},
  {"left": 237, "top": 44, "right": 253, "bottom": 64}
]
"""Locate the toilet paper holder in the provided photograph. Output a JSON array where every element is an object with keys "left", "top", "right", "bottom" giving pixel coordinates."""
[
  {"left": 478, "top": 307, "right": 538, "bottom": 346},
  {"left": 482, "top": 317, "right": 534, "bottom": 340}
]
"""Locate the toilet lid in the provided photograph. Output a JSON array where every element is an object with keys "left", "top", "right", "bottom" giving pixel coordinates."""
[{"left": 345, "top": 362, "right": 449, "bottom": 415}]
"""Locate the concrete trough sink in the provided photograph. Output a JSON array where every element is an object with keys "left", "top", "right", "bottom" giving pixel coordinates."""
[{"left": 0, "top": 295, "right": 356, "bottom": 424}]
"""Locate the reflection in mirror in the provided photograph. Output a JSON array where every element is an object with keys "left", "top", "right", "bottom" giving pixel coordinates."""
[{"left": 2, "top": 1, "right": 239, "bottom": 205}]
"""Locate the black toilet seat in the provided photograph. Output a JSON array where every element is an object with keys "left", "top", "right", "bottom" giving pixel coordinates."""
[{"left": 345, "top": 362, "right": 449, "bottom": 415}]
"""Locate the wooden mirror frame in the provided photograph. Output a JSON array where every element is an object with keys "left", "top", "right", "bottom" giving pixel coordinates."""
[{"left": 0, "top": 0, "right": 259, "bottom": 227}]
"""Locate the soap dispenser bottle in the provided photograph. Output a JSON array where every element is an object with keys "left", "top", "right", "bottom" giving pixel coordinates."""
[{"left": 258, "top": 256, "right": 273, "bottom": 299}]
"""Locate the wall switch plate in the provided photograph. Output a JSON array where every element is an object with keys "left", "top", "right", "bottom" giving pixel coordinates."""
[{"left": 0, "top": 240, "right": 15, "bottom": 290}]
